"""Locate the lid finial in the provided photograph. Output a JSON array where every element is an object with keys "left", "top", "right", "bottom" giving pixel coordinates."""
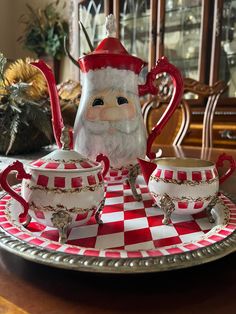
[
  {"left": 105, "top": 14, "right": 116, "bottom": 37},
  {"left": 60, "top": 126, "right": 70, "bottom": 150}
]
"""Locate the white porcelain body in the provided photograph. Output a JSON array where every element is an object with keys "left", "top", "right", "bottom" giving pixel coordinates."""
[
  {"left": 21, "top": 165, "right": 105, "bottom": 228},
  {"left": 73, "top": 67, "right": 147, "bottom": 182},
  {"left": 148, "top": 160, "right": 219, "bottom": 215}
]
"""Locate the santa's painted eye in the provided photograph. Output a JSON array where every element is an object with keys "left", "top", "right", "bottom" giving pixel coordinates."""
[
  {"left": 92, "top": 98, "right": 104, "bottom": 106},
  {"left": 117, "top": 97, "right": 128, "bottom": 105}
]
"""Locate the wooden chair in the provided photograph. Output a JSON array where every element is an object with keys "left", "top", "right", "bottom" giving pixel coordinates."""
[{"left": 142, "top": 77, "right": 228, "bottom": 148}]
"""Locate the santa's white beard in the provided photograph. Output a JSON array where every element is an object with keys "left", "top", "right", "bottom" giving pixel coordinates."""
[{"left": 75, "top": 118, "right": 147, "bottom": 168}]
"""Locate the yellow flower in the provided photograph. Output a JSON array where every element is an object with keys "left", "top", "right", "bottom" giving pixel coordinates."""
[
  {"left": 0, "top": 81, "right": 7, "bottom": 96},
  {"left": 4, "top": 58, "right": 48, "bottom": 100}
]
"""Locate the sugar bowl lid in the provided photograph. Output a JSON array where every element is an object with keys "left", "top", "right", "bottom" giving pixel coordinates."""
[
  {"left": 30, "top": 127, "right": 99, "bottom": 171},
  {"left": 30, "top": 149, "right": 99, "bottom": 171}
]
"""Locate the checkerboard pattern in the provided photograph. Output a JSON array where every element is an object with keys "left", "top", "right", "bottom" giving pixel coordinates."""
[
  {"left": 0, "top": 181, "right": 236, "bottom": 259},
  {"left": 105, "top": 167, "right": 130, "bottom": 183}
]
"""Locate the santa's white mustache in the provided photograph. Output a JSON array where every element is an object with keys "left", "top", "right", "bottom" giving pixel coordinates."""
[{"left": 82, "top": 118, "right": 140, "bottom": 134}]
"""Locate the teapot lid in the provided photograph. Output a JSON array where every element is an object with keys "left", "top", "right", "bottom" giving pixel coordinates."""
[
  {"left": 30, "top": 149, "right": 99, "bottom": 171},
  {"left": 78, "top": 14, "right": 147, "bottom": 74}
]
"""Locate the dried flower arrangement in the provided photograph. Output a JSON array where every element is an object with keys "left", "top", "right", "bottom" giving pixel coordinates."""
[
  {"left": 0, "top": 53, "right": 53, "bottom": 155},
  {"left": 0, "top": 53, "right": 82, "bottom": 155},
  {"left": 58, "top": 79, "right": 82, "bottom": 126}
]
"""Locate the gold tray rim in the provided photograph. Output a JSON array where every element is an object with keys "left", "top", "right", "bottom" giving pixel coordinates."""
[{"left": 0, "top": 188, "right": 235, "bottom": 274}]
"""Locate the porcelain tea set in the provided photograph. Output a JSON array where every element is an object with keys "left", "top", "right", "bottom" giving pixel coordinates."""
[
  {"left": 0, "top": 15, "right": 235, "bottom": 243},
  {"left": 138, "top": 154, "right": 236, "bottom": 224}
]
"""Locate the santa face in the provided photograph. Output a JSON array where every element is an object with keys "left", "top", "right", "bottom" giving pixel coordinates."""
[
  {"left": 73, "top": 68, "right": 147, "bottom": 169},
  {"left": 74, "top": 88, "right": 146, "bottom": 168},
  {"left": 85, "top": 88, "right": 136, "bottom": 122}
]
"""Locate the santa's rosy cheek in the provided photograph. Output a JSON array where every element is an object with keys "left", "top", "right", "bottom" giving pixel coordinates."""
[
  {"left": 86, "top": 107, "right": 103, "bottom": 121},
  {"left": 127, "top": 103, "right": 136, "bottom": 118}
]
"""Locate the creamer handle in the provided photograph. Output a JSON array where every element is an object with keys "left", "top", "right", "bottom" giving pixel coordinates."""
[{"left": 216, "top": 153, "right": 236, "bottom": 184}]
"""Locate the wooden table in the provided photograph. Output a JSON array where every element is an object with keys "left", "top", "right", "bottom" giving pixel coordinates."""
[{"left": 0, "top": 145, "right": 236, "bottom": 314}]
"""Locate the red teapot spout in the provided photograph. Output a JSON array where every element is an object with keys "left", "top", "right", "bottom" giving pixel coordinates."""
[
  {"left": 137, "top": 158, "right": 157, "bottom": 185},
  {"left": 30, "top": 60, "right": 64, "bottom": 149}
]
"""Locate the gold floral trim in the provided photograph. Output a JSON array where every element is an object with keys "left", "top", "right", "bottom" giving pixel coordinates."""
[
  {"left": 151, "top": 191, "right": 218, "bottom": 202},
  {"left": 25, "top": 182, "right": 104, "bottom": 193},
  {"left": 30, "top": 201, "right": 94, "bottom": 214},
  {"left": 150, "top": 175, "right": 218, "bottom": 186}
]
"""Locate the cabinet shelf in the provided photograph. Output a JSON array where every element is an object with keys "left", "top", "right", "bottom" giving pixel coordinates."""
[
  {"left": 164, "top": 23, "right": 201, "bottom": 33},
  {"left": 165, "top": 4, "right": 202, "bottom": 14}
]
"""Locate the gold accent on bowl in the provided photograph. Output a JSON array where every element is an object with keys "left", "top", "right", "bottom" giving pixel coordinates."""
[{"left": 155, "top": 157, "right": 214, "bottom": 168}]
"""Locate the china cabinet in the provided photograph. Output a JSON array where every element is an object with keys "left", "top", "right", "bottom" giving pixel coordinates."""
[{"left": 69, "top": 0, "right": 236, "bottom": 148}]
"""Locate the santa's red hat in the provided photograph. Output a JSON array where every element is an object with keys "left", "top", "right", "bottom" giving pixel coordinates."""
[{"left": 78, "top": 15, "right": 147, "bottom": 74}]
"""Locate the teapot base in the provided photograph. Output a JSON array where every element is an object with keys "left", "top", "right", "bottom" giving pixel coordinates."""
[
  {"left": 105, "top": 164, "right": 142, "bottom": 201},
  {"left": 127, "top": 164, "right": 142, "bottom": 201}
]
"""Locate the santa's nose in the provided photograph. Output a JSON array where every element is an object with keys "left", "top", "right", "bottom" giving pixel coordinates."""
[
  {"left": 86, "top": 101, "right": 136, "bottom": 121},
  {"left": 100, "top": 106, "right": 132, "bottom": 121}
]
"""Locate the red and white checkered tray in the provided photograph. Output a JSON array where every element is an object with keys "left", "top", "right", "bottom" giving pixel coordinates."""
[{"left": 0, "top": 179, "right": 236, "bottom": 273}]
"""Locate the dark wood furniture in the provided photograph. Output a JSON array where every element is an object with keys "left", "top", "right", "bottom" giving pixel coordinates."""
[
  {"left": 70, "top": 0, "right": 236, "bottom": 148},
  {"left": 0, "top": 145, "right": 236, "bottom": 314},
  {"left": 142, "top": 77, "right": 227, "bottom": 148}
]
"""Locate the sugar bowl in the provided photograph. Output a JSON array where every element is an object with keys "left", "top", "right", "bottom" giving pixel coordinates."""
[{"left": 0, "top": 129, "right": 109, "bottom": 243}]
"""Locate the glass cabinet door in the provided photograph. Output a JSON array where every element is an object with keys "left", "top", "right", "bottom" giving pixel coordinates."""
[
  {"left": 78, "top": 0, "right": 107, "bottom": 56},
  {"left": 163, "top": 0, "right": 202, "bottom": 80},
  {"left": 219, "top": 0, "right": 236, "bottom": 97},
  {"left": 119, "top": 0, "right": 151, "bottom": 63}
]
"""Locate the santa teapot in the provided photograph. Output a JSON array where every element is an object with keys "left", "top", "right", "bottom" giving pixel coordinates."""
[{"left": 32, "top": 14, "right": 183, "bottom": 201}]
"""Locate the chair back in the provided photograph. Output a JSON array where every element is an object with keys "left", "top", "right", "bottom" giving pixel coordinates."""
[{"left": 142, "top": 77, "right": 228, "bottom": 148}]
